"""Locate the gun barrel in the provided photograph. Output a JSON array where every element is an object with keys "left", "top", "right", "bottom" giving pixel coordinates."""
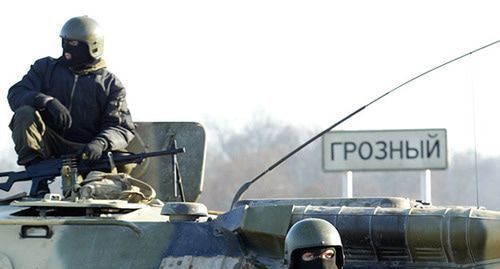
[
  {"left": 135, "top": 147, "right": 186, "bottom": 159},
  {"left": 110, "top": 147, "right": 186, "bottom": 165}
]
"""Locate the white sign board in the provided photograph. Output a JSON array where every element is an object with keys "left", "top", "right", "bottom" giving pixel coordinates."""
[{"left": 322, "top": 129, "right": 447, "bottom": 171}]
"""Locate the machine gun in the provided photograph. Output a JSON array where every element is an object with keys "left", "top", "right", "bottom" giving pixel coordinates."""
[{"left": 0, "top": 147, "right": 185, "bottom": 197}]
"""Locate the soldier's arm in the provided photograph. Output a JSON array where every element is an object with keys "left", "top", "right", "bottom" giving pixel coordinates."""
[
  {"left": 7, "top": 57, "right": 54, "bottom": 111},
  {"left": 94, "top": 75, "right": 135, "bottom": 151}
]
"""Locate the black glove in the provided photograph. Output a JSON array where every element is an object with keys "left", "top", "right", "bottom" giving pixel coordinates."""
[
  {"left": 81, "top": 139, "right": 107, "bottom": 163},
  {"left": 46, "top": 99, "right": 72, "bottom": 129}
]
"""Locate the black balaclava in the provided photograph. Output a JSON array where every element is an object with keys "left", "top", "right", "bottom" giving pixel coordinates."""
[
  {"left": 62, "top": 39, "right": 95, "bottom": 70},
  {"left": 292, "top": 247, "right": 339, "bottom": 269}
]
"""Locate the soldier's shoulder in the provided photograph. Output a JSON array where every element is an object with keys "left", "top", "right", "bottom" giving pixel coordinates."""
[
  {"left": 32, "top": 56, "right": 61, "bottom": 69},
  {"left": 97, "top": 68, "right": 125, "bottom": 88}
]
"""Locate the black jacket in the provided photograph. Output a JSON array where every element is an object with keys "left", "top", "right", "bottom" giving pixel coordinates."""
[{"left": 8, "top": 57, "right": 135, "bottom": 150}]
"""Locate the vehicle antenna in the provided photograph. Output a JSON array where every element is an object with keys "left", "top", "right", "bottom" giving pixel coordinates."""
[
  {"left": 230, "top": 39, "right": 500, "bottom": 209},
  {"left": 468, "top": 57, "right": 481, "bottom": 209}
]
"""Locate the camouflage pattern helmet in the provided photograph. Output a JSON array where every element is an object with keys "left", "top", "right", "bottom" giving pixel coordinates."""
[
  {"left": 284, "top": 218, "right": 343, "bottom": 268},
  {"left": 60, "top": 16, "right": 104, "bottom": 59}
]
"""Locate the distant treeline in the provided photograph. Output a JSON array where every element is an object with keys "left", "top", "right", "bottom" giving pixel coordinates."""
[
  {"left": 200, "top": 118, "right": 500, "bottom": 211},
  {"left": 0, "top": 117, "right": 498, "bottom": 212}
]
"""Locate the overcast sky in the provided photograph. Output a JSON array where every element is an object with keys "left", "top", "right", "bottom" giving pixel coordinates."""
[{"left": 2, "top": 0, "right": 500, "bottom": 162}]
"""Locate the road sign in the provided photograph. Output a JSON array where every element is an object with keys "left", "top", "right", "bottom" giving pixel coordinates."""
[{"left": 322, "top": 129, "right": 447, "bottom": 171}]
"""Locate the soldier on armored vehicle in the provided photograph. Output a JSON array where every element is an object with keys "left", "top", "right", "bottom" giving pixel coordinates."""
[
  {"left": 285, "top": 218, "right": 344, "bottom": 269},
  {"left": 7, "top": 16, "right": 135, "bottom": 196}
]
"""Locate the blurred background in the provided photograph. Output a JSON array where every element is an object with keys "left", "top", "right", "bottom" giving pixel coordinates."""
[{"left": 2, "top": 0, "right": 500, "bottom": 211}]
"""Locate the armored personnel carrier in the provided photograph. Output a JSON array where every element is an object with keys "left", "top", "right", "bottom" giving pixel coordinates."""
[{"left": 0, "top": 121, "right": 500, "bottom": 269}]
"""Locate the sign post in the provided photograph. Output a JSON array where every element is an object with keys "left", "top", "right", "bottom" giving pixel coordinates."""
[
  {"left": 342, "top": 171, "right": 353, "bottom": 198},
  {"left": 322, "top": 129, "right": 447, "bottom": 200},
  {"left": 420, "top": 169, "right": 432, "bottom": 203}
]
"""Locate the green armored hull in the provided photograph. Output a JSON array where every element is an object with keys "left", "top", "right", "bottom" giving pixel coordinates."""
[{"left": 1, "top": 197, "right": 500, "bottom": 268}]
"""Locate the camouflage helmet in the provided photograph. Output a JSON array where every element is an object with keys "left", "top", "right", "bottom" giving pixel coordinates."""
[
  {"left": 284, "top": 218, "right": 343, "bottom": 268},
  {"left": 60, "top": 16, "right": 104, "bottom": 59}
]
